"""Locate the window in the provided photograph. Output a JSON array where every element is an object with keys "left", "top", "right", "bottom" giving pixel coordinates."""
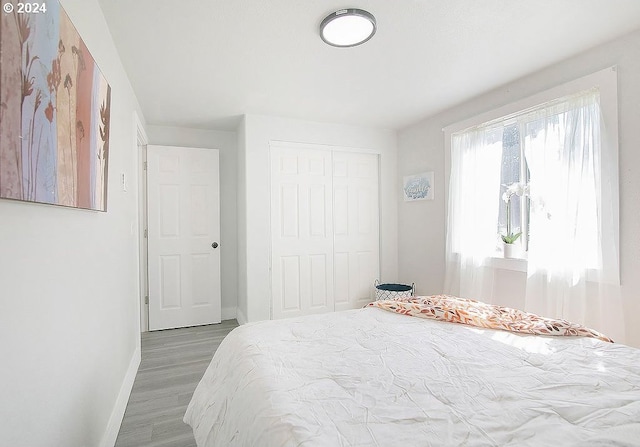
[
  {"left": 450, "top": 91, "right": 601, "bottom": 259},
  {"left": 444, "top": 67, "right": 619, "bottom": 282},
  {"left": 496, "top": 122, "right": 529, "bottom": 251}
]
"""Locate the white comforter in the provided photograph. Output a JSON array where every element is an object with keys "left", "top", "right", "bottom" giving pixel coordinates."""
[{"left": 184, "top": 307, "right": 640, "bottom": 446}]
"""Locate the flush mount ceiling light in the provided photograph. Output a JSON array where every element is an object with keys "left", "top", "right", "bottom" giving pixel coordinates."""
[{"left": 320, "top": 9, "right": 376, "bottom": 47}]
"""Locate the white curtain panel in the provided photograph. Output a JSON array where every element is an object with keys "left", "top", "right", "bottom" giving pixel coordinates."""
[
  {"left": 444, "top": 90, "right": 623, "bottom": 342},
  {"left": 444, "top": 126, "right": 503, "bottom": 302},
  {"left": 523, "top": 91, "right": 624, "bottom": 341}
]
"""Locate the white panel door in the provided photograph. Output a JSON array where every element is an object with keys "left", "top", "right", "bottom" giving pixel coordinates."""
[
  {"left": 333, "top": 151, "right": 380, "bottom": 311},
  {"left": 271, "top": 145, "right": 334, "bottom": 319},
  {"left": 147, "top": 145, "right": 221, "bottom": 330}
]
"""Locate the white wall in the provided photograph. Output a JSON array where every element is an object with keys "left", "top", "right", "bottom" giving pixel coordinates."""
[
  {"left": 397, "top": 29, "right": 640, "bottom": 348},
  {"left": 146, "top": 125, "right": 238, "bottom": 320},
  {"left": 0, "top": 0, "right": 145, "bottom": 446},
  {"left": 397, "top": 124, "right": 446, "bottom": 296},
  {"left": 238, "top": 114, "right": 398, "bottom": 322}
]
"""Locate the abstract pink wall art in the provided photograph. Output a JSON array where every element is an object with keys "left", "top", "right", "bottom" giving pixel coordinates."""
[{"left": 0, "top": 0, "right": 111, "bottom": 211}]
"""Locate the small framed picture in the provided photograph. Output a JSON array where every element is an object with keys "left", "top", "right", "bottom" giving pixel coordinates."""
[{"left": 403, "top": 172, "right": 434, "bottom": 201}]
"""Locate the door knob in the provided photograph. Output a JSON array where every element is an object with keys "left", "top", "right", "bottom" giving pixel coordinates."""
[{"left": 211, "top": 242, "right": 219, "bottom": 249}]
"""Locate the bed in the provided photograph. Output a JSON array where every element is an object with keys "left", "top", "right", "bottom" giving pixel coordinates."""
[{"left": 184, "top": 296, "right": 640, "bottom": 446}]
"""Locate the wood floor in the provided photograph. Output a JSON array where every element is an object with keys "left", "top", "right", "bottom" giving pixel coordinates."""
[{"left": 115, "top": 320, "right": 239, "bottom": 447}]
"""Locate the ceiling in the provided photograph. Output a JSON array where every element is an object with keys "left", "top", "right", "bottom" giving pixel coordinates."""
[{"left": 98, "top": 0, "right": 640, "bottom": 131}]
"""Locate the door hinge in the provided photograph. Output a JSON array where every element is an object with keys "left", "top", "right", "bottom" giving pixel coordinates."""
[
  {"left": 145, "top": 295, "right": 149, "bottom": 305},
  {"left": 144, "top": 161, "right": 147, "bottom": 170},
  {"left": 144, "top": 229, "right": 148, "bottom": 238}
]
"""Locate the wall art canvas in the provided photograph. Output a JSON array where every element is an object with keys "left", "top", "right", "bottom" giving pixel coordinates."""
[
  {"left": 403, "top": 171, "right": 434, "bottom": 201},
  {"left": 0, "top": 0, "right": 111, "bottom": 211}
]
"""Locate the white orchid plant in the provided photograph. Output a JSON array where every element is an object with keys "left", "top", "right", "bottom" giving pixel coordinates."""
[{"left": 501, "top": 182, "right": 530, "bottom": 244}]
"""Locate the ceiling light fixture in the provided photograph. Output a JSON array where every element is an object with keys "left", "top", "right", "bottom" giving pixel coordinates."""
[{"left": 320, "top": 9, "right": 376, "bottom": 48}]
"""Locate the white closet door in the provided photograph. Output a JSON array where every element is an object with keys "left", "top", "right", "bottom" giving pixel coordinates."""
[
  {"left": 333, "top": 151, "right": 380, "bottom": 311},
  {"left": 147, "top": 145, "right": 221, "bottom": 330},
  {"left": 271, "top": 146, "right": 334, "bottom": 319},
  {"left": 271, "top": 144, "right": 380, "bottom": 319}
]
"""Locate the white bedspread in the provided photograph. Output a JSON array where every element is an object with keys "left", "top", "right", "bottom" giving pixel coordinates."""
[{"left": 184, "top": 307, "right": 640, "bottom": 446}]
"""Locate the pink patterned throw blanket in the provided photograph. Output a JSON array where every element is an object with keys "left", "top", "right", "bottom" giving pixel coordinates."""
[{"left": 368, "top": 295, "right": 613, "bottom": 343}]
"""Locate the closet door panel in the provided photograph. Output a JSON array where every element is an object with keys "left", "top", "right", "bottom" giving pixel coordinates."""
[
  {"left": 271, "top": 146, "right": 334, "bottom": 319},
  {"left": 333, "top": 151, "right": 380, "bottom": 311}
]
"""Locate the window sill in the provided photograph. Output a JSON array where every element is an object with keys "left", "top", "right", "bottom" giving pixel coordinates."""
[
  {"left": 486, "top": 255, "right": 528, "bottom": 273},
  {"left": 450, "top": 251, "right": 528, "bottom": 273}
]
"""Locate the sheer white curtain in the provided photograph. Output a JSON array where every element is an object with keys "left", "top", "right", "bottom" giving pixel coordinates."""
[
  {"left": 523, "top": 91, "right": 623, "bottom": 341},
  {"left": 444, "top": 127, "right": 503, "bottom": 301}
]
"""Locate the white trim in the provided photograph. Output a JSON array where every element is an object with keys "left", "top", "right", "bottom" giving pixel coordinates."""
[
  {"left": 99, "top": 346, "right": 141, "bottom": 447},
  {"left": 222, "top": 306, "right": 237, "bottom": 321},
  {"left": 134, "top": 111, "right": 148, "bottom": 145},
  {"left": 236, "top": 306, "right": 248, "bottom": 325},
  {"left": 134, "top": 111, "right": 149, "bottom": 333}
]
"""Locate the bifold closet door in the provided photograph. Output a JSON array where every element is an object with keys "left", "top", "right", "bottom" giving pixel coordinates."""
[
  {"left": 271, "top": 146, "right": 335, "bottom": 319},
  {"left": 332, "top": 151, "right": 379, "bottom": 311},
  {"left": 271, "top": 144, "right": 380, "bottom": 319}
]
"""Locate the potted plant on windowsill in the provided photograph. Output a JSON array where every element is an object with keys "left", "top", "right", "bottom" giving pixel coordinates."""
[{"left": 501, "top": 182, "right": 529, "bottom": 259}]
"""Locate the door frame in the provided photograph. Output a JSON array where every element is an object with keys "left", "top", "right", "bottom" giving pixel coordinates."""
[
  {"left": 267, "top": 140, "right": 383, "bottom": 320},
  {"left": 134, "top": 112, "right": 149, "bottom": 332}
]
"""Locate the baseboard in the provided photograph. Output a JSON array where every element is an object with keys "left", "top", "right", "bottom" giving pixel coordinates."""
[
  {"left": 100, "top": 345, "right": 141, "bottom": 447},
  {"left": 236, "top": 307, "right": 248, "bottom": 325},
  {"left": 221, "top": 306, "right": 236, "bottom": 321}
]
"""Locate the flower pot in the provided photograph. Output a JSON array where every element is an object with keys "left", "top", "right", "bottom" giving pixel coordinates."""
[{"left": 503, "top": 243, "right": 517, "bottom": 259}]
